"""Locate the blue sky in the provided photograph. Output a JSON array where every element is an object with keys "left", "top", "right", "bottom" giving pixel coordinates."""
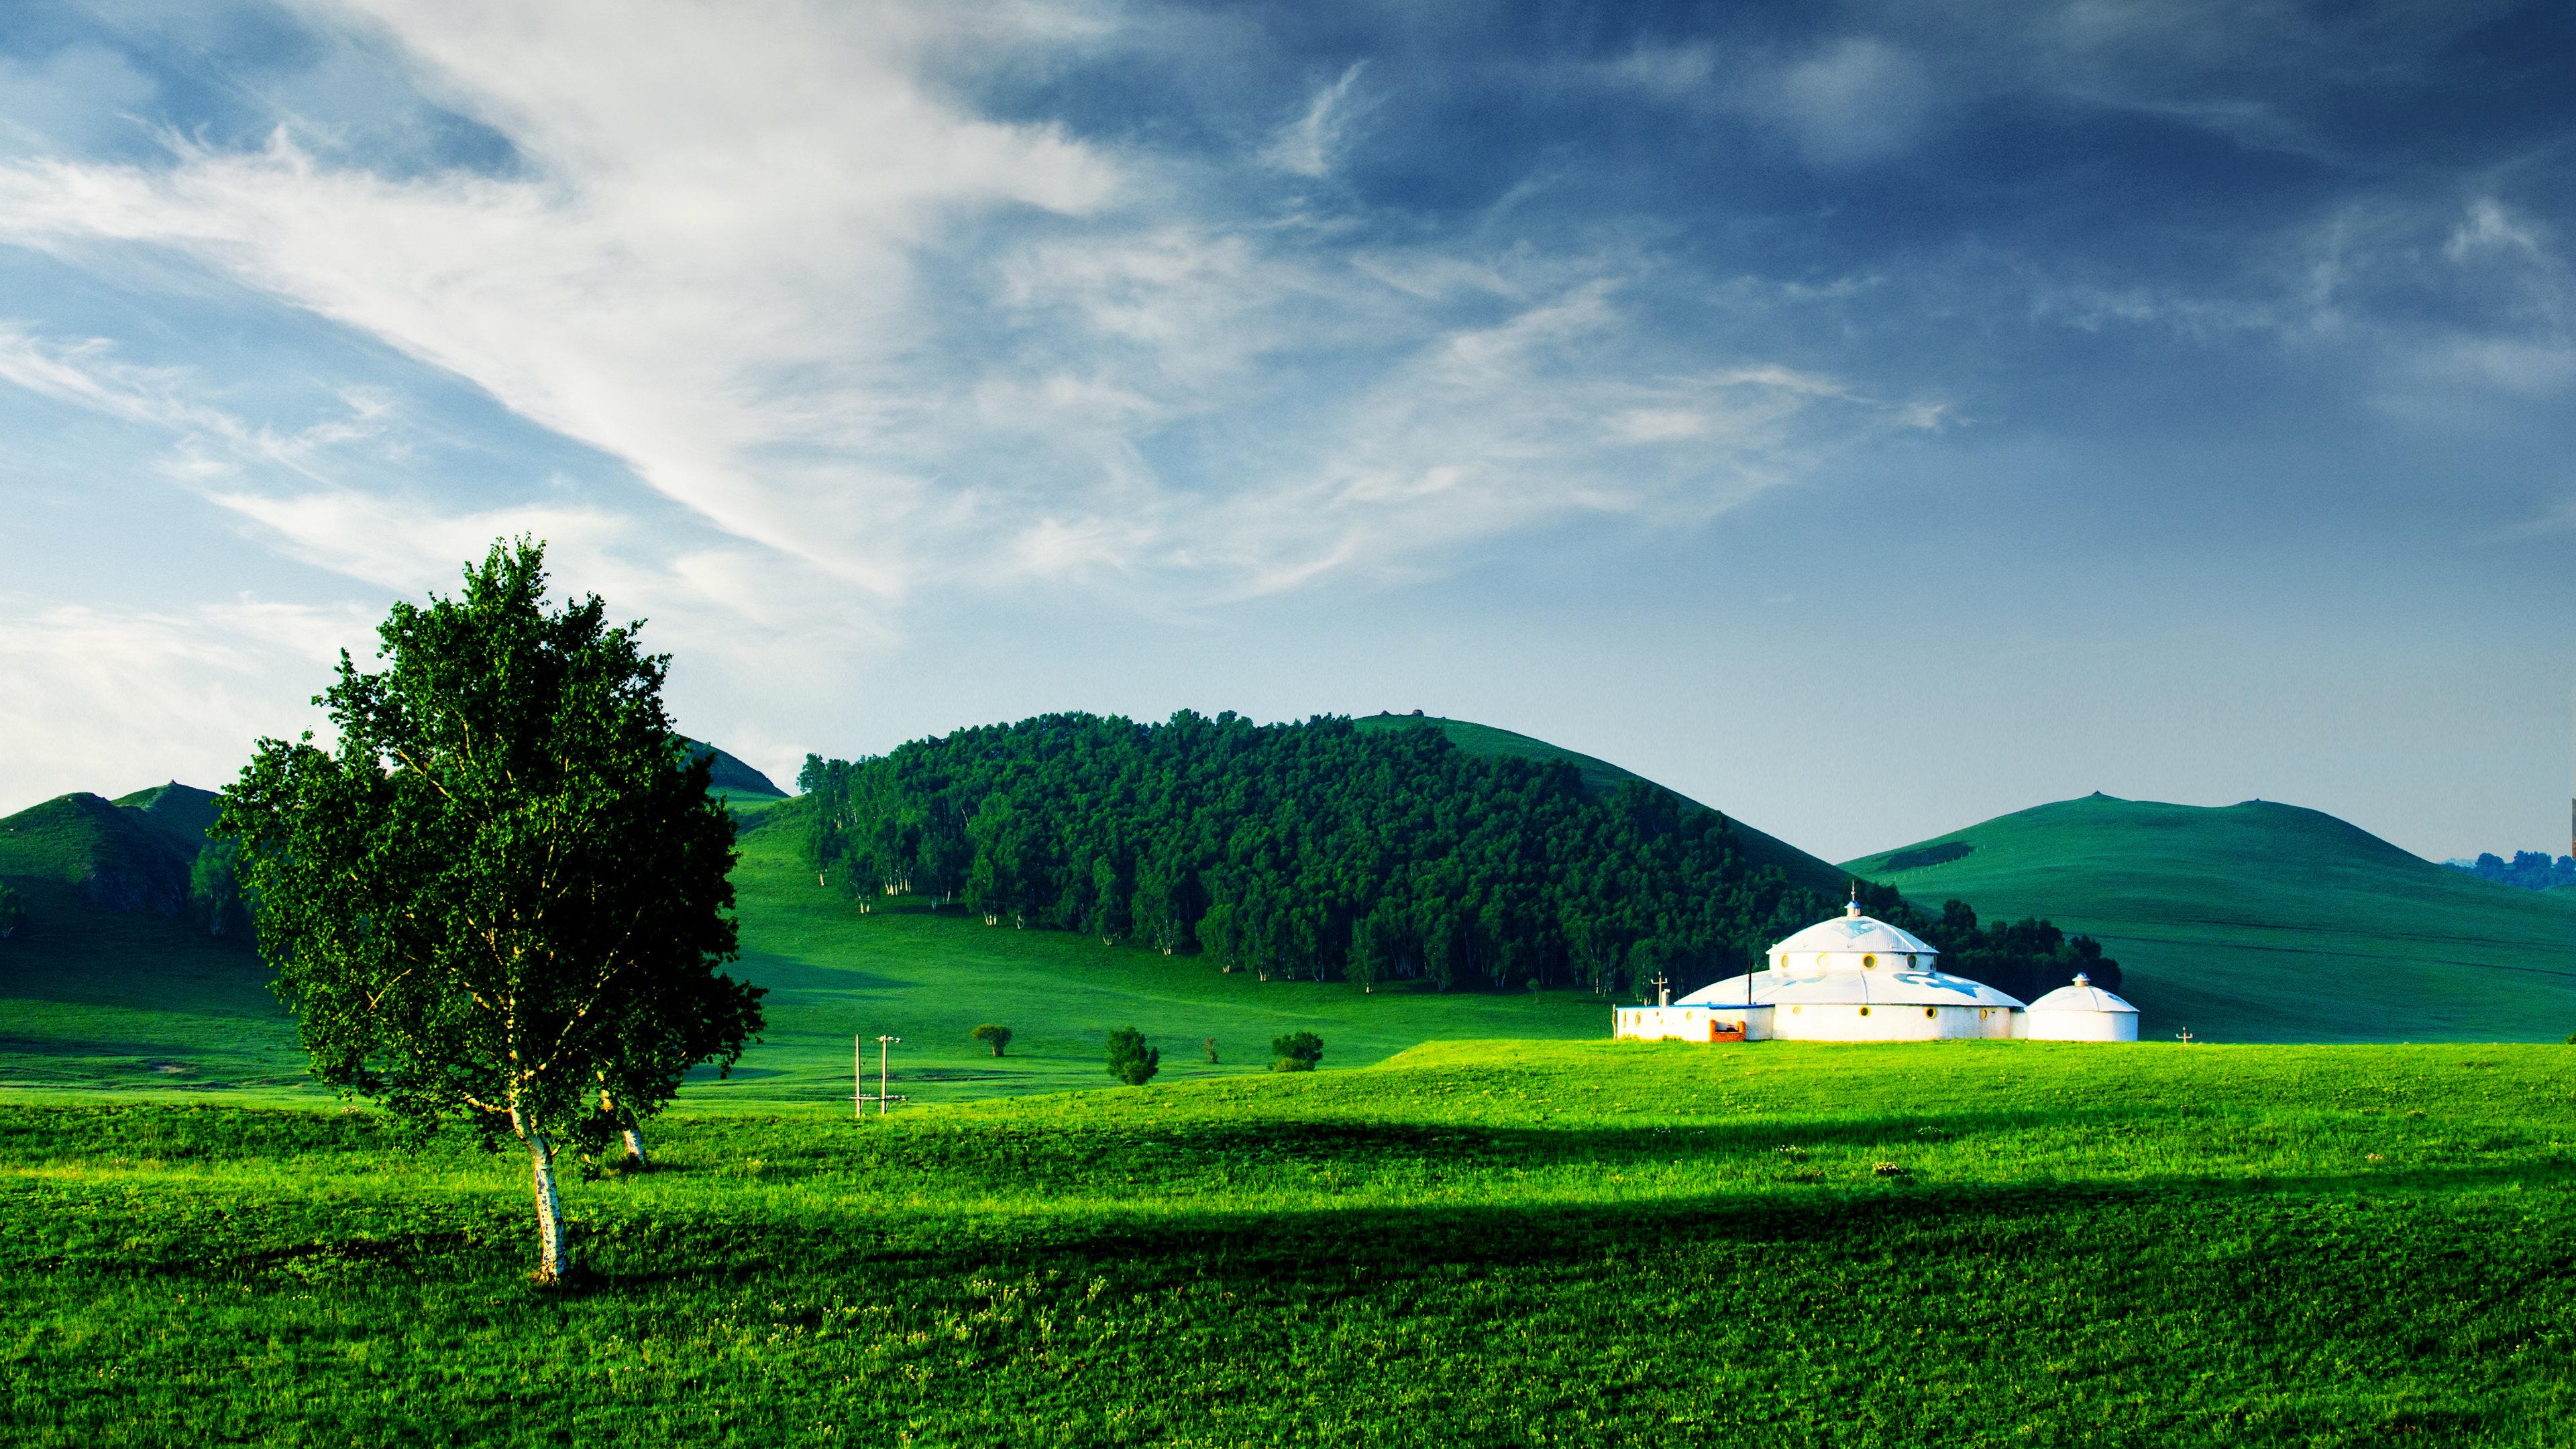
[{"left": 2, "top": 0, "right": 2571, "bottom": 863}]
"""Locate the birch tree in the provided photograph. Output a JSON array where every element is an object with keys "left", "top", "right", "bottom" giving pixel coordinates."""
[{"left": 215, "top": 538, "right": 763, "bottom": 1283}]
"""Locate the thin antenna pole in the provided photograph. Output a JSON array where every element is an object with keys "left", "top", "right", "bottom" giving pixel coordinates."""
[
  {"left": 877, "top": 1035, "right": 900, "bottom": 1116},
  {"left": 854, "top": 1034, "right": 863, "bottom": 1119}
]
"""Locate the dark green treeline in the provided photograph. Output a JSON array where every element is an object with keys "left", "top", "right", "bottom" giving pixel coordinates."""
[{"left": 798, "top": 711, "right": 2116, "bottom": 1000}]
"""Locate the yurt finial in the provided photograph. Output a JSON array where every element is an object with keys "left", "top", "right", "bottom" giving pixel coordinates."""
[{"left": 1845, "top": 882, "right": 1861, "bottom": 919}]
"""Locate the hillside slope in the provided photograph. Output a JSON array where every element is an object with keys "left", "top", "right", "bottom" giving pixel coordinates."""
[
  {"left": 1352, "top": 713, "right": 1847, "bottom": 897},
  {"left": 0, "top": 789, "right": 290, "bottom": 1091},
  {"left": 0, "top": 794, "right": 1605, "bottom": 1098},
  {"left": 1844, "top": 793, "right": 2576, "bottom": 1042},
  {"left": 682, "top": 739, "right": 786, "bottom": 800},
  {"left": 0, "top": 792, "right": 197, "bottom": 917}
]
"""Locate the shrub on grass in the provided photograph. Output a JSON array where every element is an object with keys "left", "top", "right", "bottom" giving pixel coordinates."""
[
  {"left": 1271, "top": 1031, "right": 1323, "bottom": 1073},
  {"left": 0, "top": 883, "right": 23, "bottom": 938},
  {"left": 1105, "top": 1027, "right": 1159, "bottom": 1085},
  {"left": 1203, "top": 1036, "right": 1219, "bottom": 1064},
  {"left": 971, "top": 1024, "right": 1013, "bottom": 1057}
]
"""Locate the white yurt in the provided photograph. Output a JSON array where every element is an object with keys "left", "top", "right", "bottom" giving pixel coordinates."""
[
  {"left": 1615, "top": 894, "right": 2028, "bottom": 1042},
  {"left": 2021, "top": 972, "right": 2139, "bottom": 1041}
]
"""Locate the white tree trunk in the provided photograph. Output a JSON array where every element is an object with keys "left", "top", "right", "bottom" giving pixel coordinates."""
[
  {"left": 621, "top": 1126, "right": 648, "bottom": 1170},
  {"left": 527, "top": 1132, "right": 571, "bottom": 1283}
]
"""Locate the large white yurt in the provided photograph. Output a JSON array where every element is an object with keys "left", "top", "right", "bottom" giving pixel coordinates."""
[
  {"left": 2021, "top": 973, "right": 2139, "bottom": 1040},
  {"left": 1614, "top": 894, "right": 2027, "bottom": 1042}
]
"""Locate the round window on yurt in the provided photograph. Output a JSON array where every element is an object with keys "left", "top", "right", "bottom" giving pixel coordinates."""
[
  {"left": 1858, "top": 1006, "right": 1871, "bottom": 1017},
  {"left": 1924, "top": 1008, "right": 1936, "bottom": 1018},
  {"left": 1862, "top": 953, "right": 1877, "bottom": 969}
]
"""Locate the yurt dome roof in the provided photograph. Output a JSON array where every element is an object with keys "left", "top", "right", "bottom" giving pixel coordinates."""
[
  {"left": 2025, "top": 973, "right": 2137, "bottom": 1014},
  {"left": 1768, "top": 910, "right": 1937, "bottom": 960}
]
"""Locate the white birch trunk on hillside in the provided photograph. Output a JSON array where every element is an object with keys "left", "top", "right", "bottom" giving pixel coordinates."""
[
  {"left": 621, "top": 1126, "right": 648, "bottom": 1169},
  {"left": 525, "top": 1131, "right": 570, "bottom": 1283}
]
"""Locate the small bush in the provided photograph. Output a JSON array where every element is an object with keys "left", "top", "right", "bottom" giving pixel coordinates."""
[
  {"left": 0, "top": 883, "right": 24, "bottom": 939},
  {"left": 1271, "top": 1031, "right": 1323, "bottom": 1069},
  {"left": 1104, "top": 1027, "right": 1159, "bottom": 1086},
  {"left": 1203, "top": 1036, "right": 1219, "bottom": 1064},
  {"left": 971, "top": 1024, "right": 1013, "bottom": 1057},
  {"left": 1271, "top": 1057, "right": 1313, "bottom": 1073}
]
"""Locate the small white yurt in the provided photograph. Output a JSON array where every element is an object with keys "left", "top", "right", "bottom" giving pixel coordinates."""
[{"left": 2020, "top": 973, "right": 2139, "bottom": 1041}]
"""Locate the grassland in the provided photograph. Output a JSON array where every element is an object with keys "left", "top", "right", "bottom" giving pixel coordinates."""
[
  {"left": 1847, "top": 794, "right": 2576, "bottom": 1046},
  {"left": 3, "top": 1038, "right": 2571, "bottom": 1445}
]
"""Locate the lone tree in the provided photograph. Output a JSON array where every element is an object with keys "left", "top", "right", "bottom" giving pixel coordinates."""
[
  {"left": 1104, "top": 1027, "right": 1159, "bottom": 1085},
  {"left": 214, "top": 539, "right": 764, "bottom": 1283},
  {"left": 0, "top": 883, "right": 24, "bottom": 938},
  {"left": 971, "top": 1023, "right": 1013, "bottom": 1057},
  {"left": 1271, "top": 1030, "right": 1324, "bottom": 1073}
]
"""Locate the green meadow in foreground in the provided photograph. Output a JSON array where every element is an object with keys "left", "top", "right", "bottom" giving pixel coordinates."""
[{"left": 3, "top": 1039, "right": 2571, "bottom": 1446}]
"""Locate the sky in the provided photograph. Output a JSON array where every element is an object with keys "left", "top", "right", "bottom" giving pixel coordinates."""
[{"left": 2, "top": 0, "right": 2573, "bottom": 863}]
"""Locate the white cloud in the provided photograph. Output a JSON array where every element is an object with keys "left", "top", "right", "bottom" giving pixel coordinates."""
[
  {"left": 0, "top": 1, "right": 1929, "bottom": 644},
  {"left": 1263, "top": 61, "right": 1374, "bottom": 178},
  {"left": 2447, "top": 199, "right": 2548, "bottom": 263},
  {"left": 0, "top": 597, "right": 368, "bottom": 812},
  {"left": 1758, "top": 38, "right": 1934, "bottom": 166}
]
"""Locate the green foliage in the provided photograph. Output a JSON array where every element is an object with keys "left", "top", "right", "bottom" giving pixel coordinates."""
[
  {"left": 1104, "top": 1026, "right": 1158, "bottom": 1085},
  {"left": 1270, "top": 1030, "right": 1323, "bottom": 1069},
  {"left": 1269, "top": 1056, "right": 1311, "bottom": 1073},
  {"left": 185, "top": 839, "right": 248, "bottom": 939},
  {"left": 2, "top": 1042, "right": 2573, "bottom": 1444},
  {"left": 0, "top": 882, "right": 23, "bottom": 938},
  {"left": 1203, "top": 1036, "right": 1218, "bottom": 1064},
  {"left": 800, "top": 711, "right": 1850, "bottom": 998},
  {"left": 969, "top": 1023, "right": 1012, "bottom": 1057},
  {"left": 1849, "top": 886, "right": 2125, "bottom": 1001},
  {"left": 1348, "top": 712, "right": 1849, "bottom": 895},
  {"left": 211, "top": 538, "right": 763, "bottom": 1278}
]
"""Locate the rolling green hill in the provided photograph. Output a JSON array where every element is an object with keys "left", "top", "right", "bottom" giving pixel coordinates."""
[
  {"left": 1352, "top": 712, "right": 1847, "bottom": 896},
  {"left": 1844, "top": 793, "right": 2576, "bottom": 1044},
  {"left": 0, "top": 792, "right": 198, "bottom": 917},
  {"left": 0, "top": 787, "right": 289, "bottom": 1090}
]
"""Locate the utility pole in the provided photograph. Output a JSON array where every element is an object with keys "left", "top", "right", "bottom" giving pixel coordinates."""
[{"left": 855, "top": 1034, "right": 907, "bottom": 1117}]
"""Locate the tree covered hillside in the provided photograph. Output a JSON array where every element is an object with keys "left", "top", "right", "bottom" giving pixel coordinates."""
[{"left": 798, "top": 712, "right": 2113, "bottom": 1000}]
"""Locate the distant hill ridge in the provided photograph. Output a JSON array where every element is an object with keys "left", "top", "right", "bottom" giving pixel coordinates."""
[
  {"left": 1846, "top": 792, "right": 2576, "bottom": 1042},
  {"left": 682, "top": 739, "right": 786, "bottom": 799},
  {"left": 0, "top": 790, "right": 205, "bottom": 918}
]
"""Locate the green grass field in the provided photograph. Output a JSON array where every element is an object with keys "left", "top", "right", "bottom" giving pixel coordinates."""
[
  {"left": 1847, "top": 794, "right": 2576, "bottom": 1046},
  {"left": 3, "top": 1039, "right": 2571, "bottom": 1445}
]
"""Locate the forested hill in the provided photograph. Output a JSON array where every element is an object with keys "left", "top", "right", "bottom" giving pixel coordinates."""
[
  {"left": 796, "top": 711, "right": 2113, "bottom": 1000},
  {"left": 1350, "top": 713, "right": 1847, "bottom": 896}
]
